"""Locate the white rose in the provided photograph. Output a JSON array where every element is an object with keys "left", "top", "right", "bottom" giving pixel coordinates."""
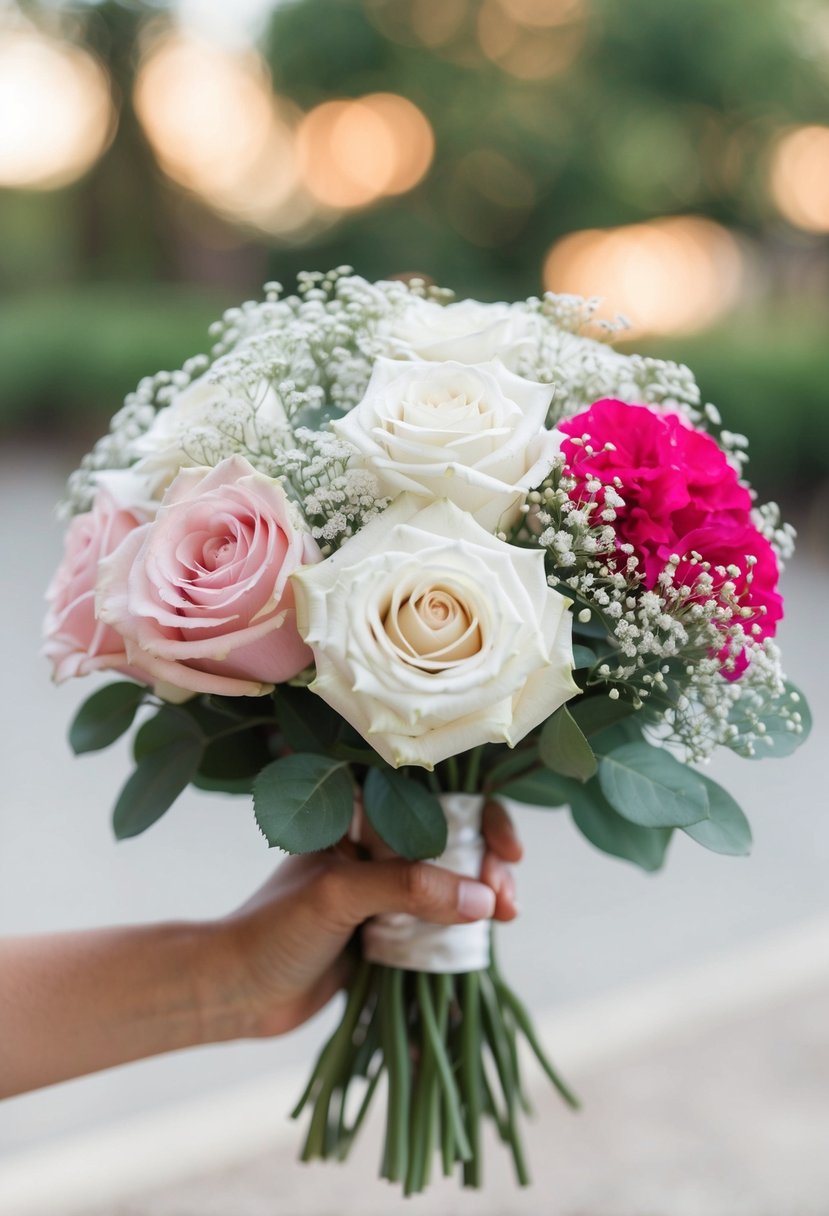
[
  {"left": 332, "top": 357, "right": 562, "bottom": 533},
  {"left": 292, "top": 495, "right": 578, "bottom": 770},
  {"left": 128, "top": 376, "right": 290, "bottom": 500},
  {"left": 387, "top": 297, "right": 538, "bottom": 369}
]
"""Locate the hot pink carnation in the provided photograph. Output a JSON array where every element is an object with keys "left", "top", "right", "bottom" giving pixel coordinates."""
[
  {"left": 96, "top": 456, "right": 321, "bottom": 698},
  {"left": 43, "top": 489, "right": 149, "bottom": 684},
  {"left": 558, "top": 399, "right": 782, "bottom": 653}
]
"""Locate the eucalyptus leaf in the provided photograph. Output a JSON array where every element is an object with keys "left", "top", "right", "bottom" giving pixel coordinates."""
[
  {"left": 363, "top": 768, "right": 447, "bottom": 860},
  {"left": 254, "top": 753, "right": 353, "bottom": 853},
  {"left": 484, "top": 747, "right": 539, "bottom": 790},
  {"left": 727, "top": 680, "right": 812, "bottom": 760},
  {"left": 590, "top": 717, "right": 643, "bottom": 755},
  {"left": 572, "top": 645, "right": 597, "bottom": 669},
  {"left": 113, "top": 738, "right": 203, "bottom": 839},
  {"left": 499, "top": 767, "right": 582, "bottom": 808},
  {"left": 539, "top": 705, "right": 598, "bottom": 782},
  {"left": 683, "top": 776, "right": 752, "bottom": 856},
  {"left": 570, "top": 787, "right": 672, "bottom": 872},
  {"left": 570, "top": 694, "right": 637, "bottom": 738},
  {"left": 69, "top": 681, "right": 146, "bottom": 755},
  {"left": 599, "top": 742, "right": 709, "bottom": 828}
]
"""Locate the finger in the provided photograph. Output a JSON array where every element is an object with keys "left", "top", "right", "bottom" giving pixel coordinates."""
[
  {"left": 480, "top": 853, "right": 519, "bottom": 922},
  {"left": 316, "top": 858, "right": 496, "bottom": 930},
  {"left": 482, "top": 800, "right": 523, "bottom": 863}
]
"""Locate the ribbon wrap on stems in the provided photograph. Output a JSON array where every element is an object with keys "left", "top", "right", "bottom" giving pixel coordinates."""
[{"left": 363, "top": 793, "right": 490, "bottom": 973}]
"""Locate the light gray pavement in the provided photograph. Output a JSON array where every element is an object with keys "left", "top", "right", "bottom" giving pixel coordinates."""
[
  {"left": 0, "top": 444, "right": 827, "bottom": 1209},
  {"left": 82, "top": 979, "right": 829, "bottom": 1216}
]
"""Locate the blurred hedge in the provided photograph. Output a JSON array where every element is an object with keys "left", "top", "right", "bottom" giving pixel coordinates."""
[
  {"left": 0, "top": 284, "right": 225, "bottom": 433},
  {"left": 639, "top": 312, "right": 829, "bottom": 503},
  {"left": 1, "top": 285, "right": 826, "bottom": 501}
]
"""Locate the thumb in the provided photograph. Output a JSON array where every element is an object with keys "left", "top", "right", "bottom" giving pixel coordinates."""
[{"left": 318, "top": 858, "right": 496, "bottom": 931}]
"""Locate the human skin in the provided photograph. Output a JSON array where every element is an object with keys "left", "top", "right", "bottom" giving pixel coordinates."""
[{"left": 0, "top": 802, "right": 520, "bottom": 1098}]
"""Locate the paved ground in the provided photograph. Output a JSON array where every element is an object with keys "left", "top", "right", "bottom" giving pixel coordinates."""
[{"left": 83, "top": 980, "right": 829, "bottom": 1216}]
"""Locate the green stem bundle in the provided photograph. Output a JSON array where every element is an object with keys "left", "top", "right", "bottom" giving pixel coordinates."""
[{"left": 292, "top": 941, "right": 578, "bottom": 1194}]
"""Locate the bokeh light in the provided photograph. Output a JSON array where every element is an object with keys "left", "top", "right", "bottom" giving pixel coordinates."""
[
  {"left": 410, "top": 0, "right": 469, "bottom": 47},
  {"left": 496, "top": 0, "right": 585, "bottom": 27},
  {"left": 477, "top": 0, "right": 586, "bottom": 78},
  {"left": 0, "top": 30, "right": 114, "bottom": 190},
  {"left": 543, "top": 216, "right": 744, "bottom": 337},
  {"left": 134, "top": 32, "right": 312, "bottom": 236},
  {"left": 297, "top": 93, "right": 434, "bottom": 208},
  {"left": 768, "top": 125, "right": 829, "bottom": 234}
]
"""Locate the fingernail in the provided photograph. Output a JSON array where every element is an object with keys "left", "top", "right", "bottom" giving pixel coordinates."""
[{"left": 458, "top": 881, "right": 496, "bottom": 921}]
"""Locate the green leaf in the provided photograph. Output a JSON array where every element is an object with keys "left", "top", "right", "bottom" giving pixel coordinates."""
[
  {"left": 484, "top": 746, "right": 539, "bottom": 790},
  {"left": 570, "top": 786, "right": 673, "bottom": 872},
  {"left": 683, "top": 776, "right": 752, "bottom": 856},
  {"left": 253, "top": 753, "right": 353, "bottom": 853},
  {"left": 570, "top": 694, "right": 637, "bottom": 738},
  {"left": 274, "top": 685, "right": 342, "bottom": 754},
  {"left": 727, "top": 680, "right": 812, "bottom": 760},
  {"left": 362, "top": 768, "right": 447, "bottom": 860},
  {"left": 539, "top": 705, "right": 598, "bottom": 782},
  {"left": 590, "top": 717, "right": 643, "bottom": 755},
  {"left": 69, "top": 681, "right": 146, "bottom": 755},
  {"left": 192, "top": 772, "right": 255, "bottom": 796},
  {"left": 572, "top": 644, "right": 597, "bottom": 669},
  {"left": 133, "top": 706, "right": 203, "bottom": 760},
  {"left": 199, "top": 730, "right": 272, "bottom": 782},
  {"left": 499, "top": 766, "right": 582, "bottom": 807},
  {"left": 599, "top": 742, "right": 709, "bottom": 828},
  {"left": 113, "top": 739, "right": 203, "bottom": 840}
]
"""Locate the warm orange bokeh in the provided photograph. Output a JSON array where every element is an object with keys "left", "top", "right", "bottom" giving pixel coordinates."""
[{"left": 544, "top": 216, "right": 744, "bottom": 337}]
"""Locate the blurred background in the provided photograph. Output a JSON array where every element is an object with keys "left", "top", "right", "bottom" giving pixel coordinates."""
[
  {"left": 1, "top": 0, "right": 829, "bottom": 506},
  {"left": 1, "top": 1, "right": 827, "bottom": 1213}
]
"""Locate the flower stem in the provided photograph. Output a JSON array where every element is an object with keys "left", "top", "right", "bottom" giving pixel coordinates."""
[
  {"left": 463, "top": 747, "right": 484, "bottom": 793},
  {"left": 460, "top": 971, "right": 482, "bottom": 1187}
]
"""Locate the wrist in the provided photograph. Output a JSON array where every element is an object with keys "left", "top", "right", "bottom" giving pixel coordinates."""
[{"left": 190, "top": 917, "right": 263, "bottom": 1045}]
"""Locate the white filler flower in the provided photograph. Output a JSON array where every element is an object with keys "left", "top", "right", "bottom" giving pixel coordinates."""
[
  {"left": 333, "top": 357, "right": 562, "bottom": 533},
  {"left": 292, "top": 495, "right": 579, "bottom": 769}
]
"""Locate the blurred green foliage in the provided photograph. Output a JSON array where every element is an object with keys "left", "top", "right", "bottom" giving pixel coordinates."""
[
  {"left": 1, "top": 0, "right": 828, "bottom": 496},
  {"left": 639, "top": 314, "right": 829, "bottom": 503},
  {"left": 0, "top": 285, "right": 223, "bottom": 432},
  {"left": 262, "top": 0, "right": 829, "bottom": 297}
]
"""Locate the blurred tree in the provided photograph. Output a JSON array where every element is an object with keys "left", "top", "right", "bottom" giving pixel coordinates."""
[
  {"left": 260, "top": 0, "right": 829, "bottom": 296},
  {"left": 1, "top": 0, "right": 829, "bottom": 500}
]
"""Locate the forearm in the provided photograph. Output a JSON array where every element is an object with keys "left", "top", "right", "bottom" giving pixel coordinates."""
[{"left": 0, "top": 921, "right": 240, "bottom": 1097}]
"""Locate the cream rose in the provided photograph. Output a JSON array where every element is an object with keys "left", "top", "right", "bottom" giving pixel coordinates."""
[
  {"left": 386, "top": 298, "right": 538, "bottom": 369},
  {"left": 96, "top": 455, "right": 320, "bottom": 699},
  {"left": 292, "top": 495, "right": 578, "bottom": 770},
  {"left": 332, "top": 357, "right": 562, "bottom": 533}
]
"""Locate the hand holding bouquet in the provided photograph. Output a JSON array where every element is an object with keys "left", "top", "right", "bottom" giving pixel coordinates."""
[{"left": 46, "top": 270, "right": 810, "bottom": 1192}]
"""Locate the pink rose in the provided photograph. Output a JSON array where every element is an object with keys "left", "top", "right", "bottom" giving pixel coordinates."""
[
  {"left": 43, "top": 489, "right": 148, "bottom": 684},
  {"left": 97, "top": 456, "right": 321, "bottom": 698}
]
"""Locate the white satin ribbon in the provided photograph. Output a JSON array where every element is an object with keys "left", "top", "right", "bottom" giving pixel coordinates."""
[{"left": 362, "top": 792, "right": 490, "bottom": 974}]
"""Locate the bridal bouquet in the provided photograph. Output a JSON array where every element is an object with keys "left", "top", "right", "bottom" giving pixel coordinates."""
[{"left": 45, "top": 269, "right": 810, "bottom": 1192}]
